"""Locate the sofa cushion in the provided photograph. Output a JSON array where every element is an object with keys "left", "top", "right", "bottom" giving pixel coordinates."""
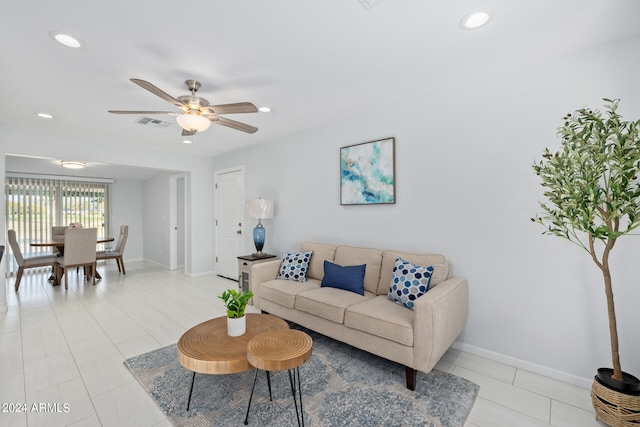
[
  {"left": 295, "top": 287, "right": 374, "bottom": 324},
  {"left": 300, "top": 241, "right": 337, "bottom": 280},
  {"left": 259, "top": 278, "right": 321, "bottom": 309},
  {"left": 388, "top": 257, "right": 433, "bottom": 309},
  {"left": 345, "top": 296, "right": 414, "bottom": 346},
  {"left": 377, "top": 250, "right": 450, "bottom": 295},
  {"left": 334, "top": 246, "right": 382, "bottom": 294},
  {"left": 277, "top": 251, "right": 313, "bottom": 282},
  {"left": 320, "top": 260, "right": 366, "bottom": 295}
]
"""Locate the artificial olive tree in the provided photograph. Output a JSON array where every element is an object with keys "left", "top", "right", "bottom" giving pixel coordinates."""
[{"left": 532, "top": 98, "right": 640, "bottom": 382}]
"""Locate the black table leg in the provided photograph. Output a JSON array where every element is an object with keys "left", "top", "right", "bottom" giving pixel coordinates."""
[
  {"left": 288, "top": 369, "right": 302, "bottom": 427},
  {"left": 297, "top": 367, "right": 304, "bottom": 427},
  {"left": 187, "top": 371, "right": 196, "bottom": 411},
  {"left": 244, "top": 368, "right": 259, "bottom": 425}
]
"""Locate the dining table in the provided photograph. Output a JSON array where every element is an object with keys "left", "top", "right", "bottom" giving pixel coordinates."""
[{"left": 30, "top": 236, "right": 114, "bottom": 285}]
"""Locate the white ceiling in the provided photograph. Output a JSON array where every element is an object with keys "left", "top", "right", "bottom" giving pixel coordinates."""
[{"left": 2, "top": 0, "right": 640, "bottom": 172}]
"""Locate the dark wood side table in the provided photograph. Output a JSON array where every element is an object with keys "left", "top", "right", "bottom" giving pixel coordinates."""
[{"left": 237, "top": 253, "right": 277, "bottom": 294}]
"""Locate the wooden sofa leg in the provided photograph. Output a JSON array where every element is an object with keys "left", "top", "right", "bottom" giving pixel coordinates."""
[{"left": 405, "top": 367, "right": 417, "bottom": 391}]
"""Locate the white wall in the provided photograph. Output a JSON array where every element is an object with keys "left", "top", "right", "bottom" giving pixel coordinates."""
[
  {"left": 142, "top": 172, "right": 171, "bottom": 267},
  {"left": 110, "top": 179, "right": 143, "bottom": 261},
  {"left": 212, "top": 35, "right": 640, "bottom": 386}
]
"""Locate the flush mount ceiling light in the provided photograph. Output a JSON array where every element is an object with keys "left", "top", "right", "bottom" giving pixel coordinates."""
[
  {"left": 48, "top": 31, "right": 86, "bottom": 48},
  {"left": 37, "top": 113, "right": 54, "bottom": 119},
  {"left": 61, "top": 160, "right": 85, "bottom": 169},
  {"left": 182, "top": 139, "right": 193, "bottom": 144},
  {"left": 176, "top": 113, "right": 211, "bottom": 133},
  {"left": 460, "top": 11, "right": 492, "bottom": 30},
  {"left": 258, "top": 106, "right": 272, "bottom": 113}
]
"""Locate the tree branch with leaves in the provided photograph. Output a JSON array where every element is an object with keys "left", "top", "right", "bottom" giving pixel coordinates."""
[{"left": 532, "top": 98, "right": 640, "bottom": 382}]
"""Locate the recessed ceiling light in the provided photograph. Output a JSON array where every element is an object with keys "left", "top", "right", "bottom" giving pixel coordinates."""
[
  {"left": 460, "top": 11, "right": 492, "bottom": 30},
  {"left": 61, "top": 160, "right": 86, "bottom": 169},
  {"left": 182, "top": 140, "right": 193, "bottom": 144},
  {"left": 49, "top": 31, "right": 86, "bottom": 48},
  {"left": 258, "top": 106, "right": 272, "bottom": 113},
  {"left": 37, "top": 113, "right": 54, "bottom": 119}
]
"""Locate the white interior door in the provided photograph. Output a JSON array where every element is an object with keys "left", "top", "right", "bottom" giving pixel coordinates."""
[{"left": 214, "top": 167, "right": 245, "bottom": 280}]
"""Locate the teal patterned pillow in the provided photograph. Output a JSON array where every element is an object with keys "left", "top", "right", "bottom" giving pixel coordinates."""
[
  {"left": 388, "top": 257, "right": 434, "bottom": 309},
  {"left": 277, "top": 251, "right": 313, "bottom": 282}
]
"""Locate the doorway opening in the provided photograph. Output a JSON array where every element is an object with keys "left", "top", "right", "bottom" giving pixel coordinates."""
[{"left": 169, "top": 173, "right": 187, "bottom": 271}]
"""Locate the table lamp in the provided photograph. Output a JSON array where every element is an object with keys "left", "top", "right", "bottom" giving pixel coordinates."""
[{"left": 245, "top": 198, "right": 274, "bottom": 256}]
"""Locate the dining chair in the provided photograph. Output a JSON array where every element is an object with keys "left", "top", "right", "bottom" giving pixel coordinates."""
[
  {"left": 96, "top": 225, "right": 128, "bottom": 274},
  {"left": 8, "top": 229, "right": 58, "bottom": 291},
  {"left": 56, "top": 228, "right": 98, "bottom": 291},
  {"left": 51, "top": 226, "right": 68, "bottom": 256}
]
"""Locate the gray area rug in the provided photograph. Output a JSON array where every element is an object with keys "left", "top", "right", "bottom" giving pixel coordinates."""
[{"left": 124, "top": 326, "right": 478, "bottom": 426}]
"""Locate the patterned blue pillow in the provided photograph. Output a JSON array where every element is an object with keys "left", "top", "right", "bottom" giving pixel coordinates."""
[
  {"left": 388, "top": 257, "right": 434, "bottom": 309},
  {"left": 277, "top": 251, "right": 313, "bottom": 282}
]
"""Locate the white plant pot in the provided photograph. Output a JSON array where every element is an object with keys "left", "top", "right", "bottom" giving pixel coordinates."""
[{"left": 227, "top": 316, "right": 246, "bottom": 337}]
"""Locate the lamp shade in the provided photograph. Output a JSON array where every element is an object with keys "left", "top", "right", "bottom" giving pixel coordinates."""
[
  {"left": 176, "top": 113, "right": 211, "bottom": 132},
  {"left": 245, "top": 199, "right": 274, "bottom": 220}
]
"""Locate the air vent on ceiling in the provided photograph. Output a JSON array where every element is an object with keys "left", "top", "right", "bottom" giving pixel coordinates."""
[
  {"left": 358, "top": 0, "right": 386, "bottom": 10},
  {"left": 135, "top": 116, "right": 172, "bottom": 129}
]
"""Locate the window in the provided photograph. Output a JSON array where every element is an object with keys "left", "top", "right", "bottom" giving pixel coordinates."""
[{"left": 5, "top": 175, "right": 111, "bottom": 274}]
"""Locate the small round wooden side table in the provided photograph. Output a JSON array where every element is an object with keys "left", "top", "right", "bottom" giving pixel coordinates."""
[
  {"left": 244, "top": 329, "right": 313, "bottom": 426},
  {"left": 177, "top": 313, "right": 288, "bottom": 411}
]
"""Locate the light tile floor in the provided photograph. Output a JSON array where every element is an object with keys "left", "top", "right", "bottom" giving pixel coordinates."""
[{"left": 0, "top": 261, "right": 606, "bottom": 427}]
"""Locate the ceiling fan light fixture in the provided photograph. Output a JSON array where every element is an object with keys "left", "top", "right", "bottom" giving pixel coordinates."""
[
  {"left": 176, "top": 113, "right": 211, "bottom": 132},
  {"left": 61, "top": 160, "right": 86, "bottom": 169}
]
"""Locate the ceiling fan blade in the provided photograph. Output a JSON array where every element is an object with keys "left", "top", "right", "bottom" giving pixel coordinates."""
[
  {"left": 108, "top": 110, "right": 177, "bottom": 115},
  {"left": 203, "top": 102, "right": 258, "bottom": 115},
  {"left": 210, "top": 116, "right": 258, "bottom": 134},
  {"left": 130, "top": 78, "right": 186, "bottom": 109},
  {"left": 182, "top": 129, "right": 197, "bottom": 136}
]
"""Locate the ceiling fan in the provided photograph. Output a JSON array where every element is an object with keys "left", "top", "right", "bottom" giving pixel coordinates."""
[{"left": 109, "top": 78, "right": 258, "bottom": 136}]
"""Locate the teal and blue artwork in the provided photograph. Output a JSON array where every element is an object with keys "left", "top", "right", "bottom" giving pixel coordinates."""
[{"left": 340, "top": 137, "right": 395, "bottom": 205}]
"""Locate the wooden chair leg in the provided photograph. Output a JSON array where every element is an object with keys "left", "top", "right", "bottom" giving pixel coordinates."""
[
  {"left": 14, "top": 267, "right": 25, "bottom": 291},
  {"left": 119, "top": 257, "right": 126, "bottom": 274},
  {"left": 92, "top": 263, "right": 96, "bottom": 285},
  {"left": 65, "top": 267, "right": 69, "bottom": 291},
  {"left": 116, "top": 258, "right": 122, "bottom": 272}
]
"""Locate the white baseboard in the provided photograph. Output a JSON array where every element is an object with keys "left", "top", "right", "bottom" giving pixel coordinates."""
[
  {"left": 451, "top": 341, "right": 594, "bottom": 390},
  {"left": 188, "top": 270, "right": 215, "bottom": 278}
]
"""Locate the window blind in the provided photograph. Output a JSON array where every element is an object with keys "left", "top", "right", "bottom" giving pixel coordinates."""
[{"left": 5, "top": 176, "right": 111, "bottom": 274}]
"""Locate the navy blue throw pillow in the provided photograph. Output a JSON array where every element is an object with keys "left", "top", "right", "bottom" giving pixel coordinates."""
[{"left": 320, "top": 260, "right": 366, "bottom": 295}]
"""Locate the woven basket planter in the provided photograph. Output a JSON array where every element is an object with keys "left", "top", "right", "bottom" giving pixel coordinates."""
[{"left": 591, "top": 379, "right": 640, "bottom": 427}]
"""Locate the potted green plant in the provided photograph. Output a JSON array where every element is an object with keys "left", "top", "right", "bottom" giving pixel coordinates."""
[
  {"left": 218, "top": 289, "right": 254, "bottom": 337},
  {"left": 532, "top": 98, "right": 640, "bottom": 425}
]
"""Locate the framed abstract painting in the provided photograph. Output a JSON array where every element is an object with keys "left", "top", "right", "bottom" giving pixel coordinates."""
[{"left": 340, "top": 137, "right": 395, "bottom": 205}]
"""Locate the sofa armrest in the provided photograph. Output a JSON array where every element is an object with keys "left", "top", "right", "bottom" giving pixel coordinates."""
[
  {"left": 250, "top": 259, "right": 282, "bottom": 309},
  {"left": 412, "top": 276, "right": 468, "bottom": 373}
]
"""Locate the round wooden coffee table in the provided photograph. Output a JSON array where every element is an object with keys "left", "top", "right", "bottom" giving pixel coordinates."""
[
  {"left": 244, "top": 329, "right": 313, "bottom": 426},
  {"left": 177, "top": 313, "right": 288, "bottom": 410}
]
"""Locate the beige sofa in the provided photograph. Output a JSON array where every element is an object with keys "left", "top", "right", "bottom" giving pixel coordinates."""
[{"left": 251, "top": 241, "right": 468, "bottom": 390}]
